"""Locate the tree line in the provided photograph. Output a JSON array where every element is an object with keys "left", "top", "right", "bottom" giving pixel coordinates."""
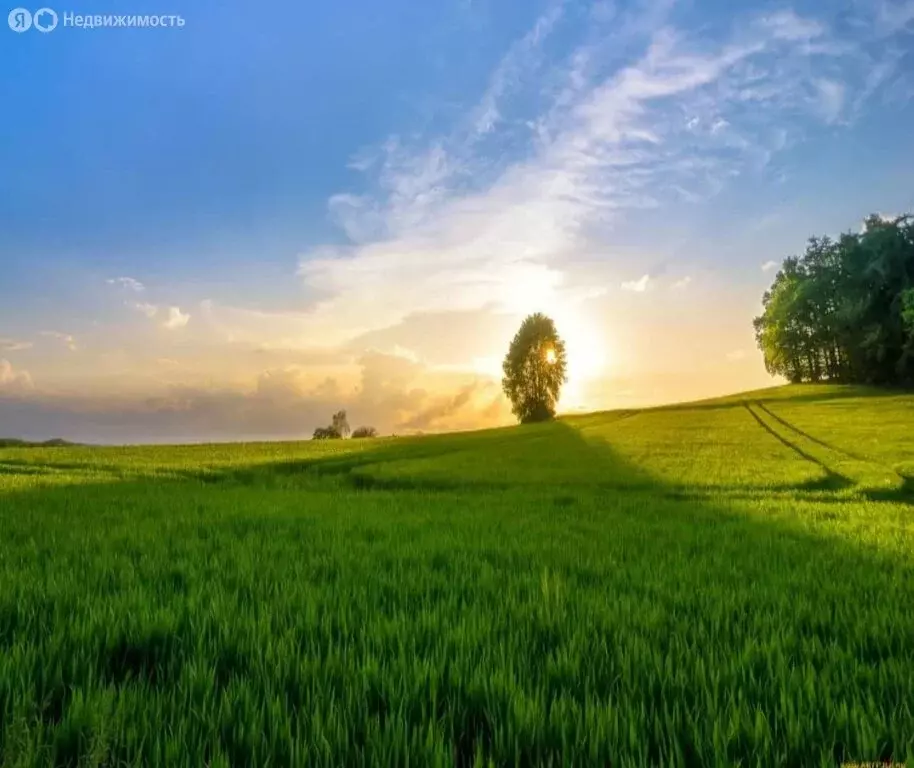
[{"left": 754, "top": 213, "right": 914, "bottom": 386}]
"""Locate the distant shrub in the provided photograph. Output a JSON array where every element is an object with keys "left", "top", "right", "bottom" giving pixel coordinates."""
[
  {"left": 312, "top": 410, "right": 351, "bottom": 440},
  {"left": 351, "top": 426, "right": 378, "bottom": 439}
]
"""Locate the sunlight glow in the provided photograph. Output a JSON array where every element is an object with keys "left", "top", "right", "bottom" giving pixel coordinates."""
[
  {"left": 545, "top": 348, "right": 557, "bottom": 364},
  {"left": 500, "top": 274, "right": 611, "bottom": 412}
]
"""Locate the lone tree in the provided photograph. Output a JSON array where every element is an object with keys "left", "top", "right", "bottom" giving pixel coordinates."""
[
  {"left": 502, "top": 312, "right": 567, "bottom": 423},
  {"left": 351, "top": 426, "right": 378, "bottom": 439}
]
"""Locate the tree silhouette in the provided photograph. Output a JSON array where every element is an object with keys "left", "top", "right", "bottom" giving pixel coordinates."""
[
  {"left": 502, "top": 313, "right": 567, "bottom": 423},
  {"left": 351, "top": 426, "right": 378, "bottom": 438}
]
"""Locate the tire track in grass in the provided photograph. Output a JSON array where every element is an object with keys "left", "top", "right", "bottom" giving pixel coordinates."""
[
  {"left": 743, "top": 403, "right": 853, "bottom": 491},
  {"left": 756, "top": 402, "right": 872, "bottom": 464},
  {"left": 757, "top": 402, "right": 914, "bottom": 503},
  {"left": 746, "top": 402, "right": 905, "bottom": 498}
]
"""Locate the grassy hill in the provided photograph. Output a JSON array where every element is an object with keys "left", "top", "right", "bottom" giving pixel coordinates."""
[{"left": 1, "top": 384, "right": 912, "bottom": 766}]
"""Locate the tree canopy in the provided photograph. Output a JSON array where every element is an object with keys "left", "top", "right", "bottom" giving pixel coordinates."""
[
  {"left": 502, "top": 313, "right": 568, "bottom": 423},
  {"left": 754, "top": 214, "right": 914, "bottom": 386}
]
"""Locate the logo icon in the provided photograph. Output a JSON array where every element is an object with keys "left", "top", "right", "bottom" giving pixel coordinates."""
[
  {"left": 33, "top": 7, "right": 57, "bottom": 31},
  {"left": 8, "top": 7, "right": 32, "bottom": 31}
]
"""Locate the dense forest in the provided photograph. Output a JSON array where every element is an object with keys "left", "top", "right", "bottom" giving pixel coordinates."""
[{"left": 754, "top": 214, "right": 914, "bottom": 386}]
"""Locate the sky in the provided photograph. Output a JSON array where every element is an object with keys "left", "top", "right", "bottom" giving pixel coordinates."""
[{"left": 2, "top": 0, "right": 914, "bottom": 443}]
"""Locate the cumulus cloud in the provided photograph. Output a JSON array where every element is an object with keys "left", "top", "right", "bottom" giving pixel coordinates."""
[
  {"left": 163, "top": 307, "right": 190, "bottom": 330},
  {"left": 0, "top": 352, "right": 504, "bottom": 443},
  {"left": 130, "top": 302, "right": 190, "bottom": 330},
  {"left": 672, "top": 276, "right": 692, "bottom": 289},
  {"left": 400, "top": 383, "right": 480, "bottom": 431},
  {"left": 107, "top": 276, "right": 145, "bottom": 292},
  {"left": 622, "top": 274, "right": 651, "bottom": 292},
  {"left": 761, "top": 260, "right": 779, "bottom": 272},
  {"left": 0, "top": 359, "right": 33, "bottom": 392}
]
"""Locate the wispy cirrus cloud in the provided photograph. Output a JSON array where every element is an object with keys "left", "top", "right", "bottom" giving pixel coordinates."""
[
  {"left": 132, "top": 302, "right": 159, "bottom": 319},
  {"left": 0, "top": 338, "right": 32, "bottom": 352},
  {"left": 107, "top": 276, "right": 145, "bottom": 292},
  {"left": 872, "top": 0, "right": 914, "bottom": 35},
  {"left": 40, "top": 331, "right": 77, "bottom": 351},
  {"left": 298, "top": 1, "right": 909, "bottom": 340}
]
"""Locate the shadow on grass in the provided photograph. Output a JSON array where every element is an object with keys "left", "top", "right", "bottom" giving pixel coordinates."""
[{"left": 1, "top": 417, "right": 912, "bottom": 764}]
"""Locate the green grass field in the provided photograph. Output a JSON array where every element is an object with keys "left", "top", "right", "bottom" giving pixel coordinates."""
[{"left": 1, "top": 384, "right": 912, "bottom": 767}]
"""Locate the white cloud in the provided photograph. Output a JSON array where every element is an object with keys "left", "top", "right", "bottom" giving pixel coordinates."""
[
  {"left": 621, "top": 274, "right": 650, "bottom": 292},
  {"left": 710, "top": 118, "right": 729, "bottom": 134},
  {"left": 294, "top": 2, "right": 895, "bottom": 342},
  {"left": 132, "top": 302, "right": 159, "bottom": 318},
  {"left": 0, "top": 359, "right": 33, "bottom": 391},
  {"left": 40, "top": 331, "right": 77, "bottom": 351},
  {"left": 107, "top": 276, "right": 145, "bottom": 292},
  {"left": 163, "top": 306, "right": 190, "bottom": 330},
  {"left": 874, "top": 0, "right": 914, "bottom": 35},
  {"left": 470, "top": 3, "right": 563, "bottom": 137},
  {"left": 0, "top": 338, "right": 32, "bottom": 352},
  {"left": 756, "top": 10, "right": 825, "bottom": 42},
  {"left": 0, "top": 353, "right": 505, "bottom": 442},
  {"left": 814, "top": 79, "right": 846, "bottom": 124},
  {"left": 130, "top": 302, "right": 189, "bottom": 330},
  {"left": 761, "top": 260, "right": 779, "bottom": 272},
  {"left": 9, "top": 0, "right": 904, "bottom": 438}
]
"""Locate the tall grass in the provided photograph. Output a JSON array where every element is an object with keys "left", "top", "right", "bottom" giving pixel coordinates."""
[{"left": 1, "top": 385, "right": 913, "bottom": 766}]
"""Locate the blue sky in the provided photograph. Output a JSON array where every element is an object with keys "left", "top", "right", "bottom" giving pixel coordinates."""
[{"left": 2, "top": 0, "right": 913, "bottom": 442}]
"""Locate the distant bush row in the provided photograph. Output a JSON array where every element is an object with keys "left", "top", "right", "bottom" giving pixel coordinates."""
[
  {"left": 312, "top": 410, "right": 377, "bottom": 440},
  {"left": 754, "top": 214, "right": 914, "bottom": 385},
  {"left": 0, "top": 438, "right": 78, "bottom": 448}
]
